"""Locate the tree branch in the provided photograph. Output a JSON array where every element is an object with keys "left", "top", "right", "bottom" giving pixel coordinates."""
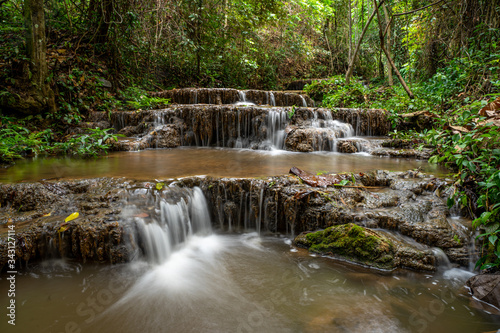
[
  {"left": 373, "top": 0, "right": 414, "bottom": 99},
  {"left": 393, "top": 0, "right": 446, "bottom": 17},
  {"left": 345, "top": 0, "right": 385, "bottom": 84}
]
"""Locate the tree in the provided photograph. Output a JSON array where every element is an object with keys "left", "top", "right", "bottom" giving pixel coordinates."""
[{"left": 23, "top": 0, "right": 56, "bottom": 113}]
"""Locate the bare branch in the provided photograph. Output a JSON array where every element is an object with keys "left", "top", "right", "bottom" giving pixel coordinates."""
[{"left": 393, "top": 0, "right": 446, "bottom": 17}]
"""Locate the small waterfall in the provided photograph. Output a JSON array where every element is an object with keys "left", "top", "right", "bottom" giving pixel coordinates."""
[
  {"left": 238, "top": 90, "right": 246, "bottom": 102},
  {"left": 125, "top": 187, "right": 212, "bottom": 264},
  {"left": 266, "top": 110, "right": 288, "bottom": 149},
  {"left": 235, "top": 90, "right": 255, "bottom": 106},
  {"left": 432, "top": 248, "right": 451, "bottom": 269},
  {"left": 270, "top": 92, "right": 276, "bottom": 106},
  {"left": 299, "top": 95, "right": 307, "bottom": 107}
]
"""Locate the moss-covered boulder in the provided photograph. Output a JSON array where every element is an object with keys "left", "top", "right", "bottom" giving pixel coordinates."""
[
  {"left": 295, "top": 223, "right": 395, "bottom": 269},
  {"left": 295, "top": 223, "right": 436, "bottom": 271}
]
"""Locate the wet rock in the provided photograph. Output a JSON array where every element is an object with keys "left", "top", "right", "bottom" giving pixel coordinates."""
[
  {"left": 294, "top": 224, "right": 395, "bottom": 269},
  {"left": 371, "top": 147, "right": 431, "bottom": 159},
  {"left": 294, "top": 223, "right": 435, "bottom": 271},
  {"left": 337, "top": 140, "right": 358, "bottom": 153},
  {"left": 466, "top": 272, "right": 500, "bottom": 309},
  {"left": 117, "top": 123, "right": 153, "bottom": 137},
  {"left": 0, "top": 170, "right": 471, "bottom": 270},
  {"left": 290, "top": 166, "right": 348, "bottom": 187},
  {"left": 88, "top": 105, "right": 390, "bottom": 151},
  {"left": 150, "top": 125, "right": 181, "bottom": 148},
  {"left": 150, "top": 88, "right": 314, "bottom": 107},
  {"left": 284, "top": 127, "right": 344, "bottom": 152}
]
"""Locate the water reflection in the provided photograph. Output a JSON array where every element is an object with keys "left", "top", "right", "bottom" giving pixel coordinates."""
[{"left": 0, "top": 147, "right": 447, "bottom": 183}]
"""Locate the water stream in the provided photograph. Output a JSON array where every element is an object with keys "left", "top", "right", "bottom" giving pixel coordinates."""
[
  {"left": 0, "top": 147, "right": 446, "bottom": 183},
  {"left": 1, "top": 233, "right": 498, "bottom": 333}
]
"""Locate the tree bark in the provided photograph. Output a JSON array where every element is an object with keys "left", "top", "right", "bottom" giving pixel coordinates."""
[
  {"left": 348, "top": 0, "right": 352, "bottom": 64},
  {"left": 24, "top": 0, "right": 56, "bottom": 113},
  {"left": 373, "top": 0, "right": 414, "bottom": 99},
  {"left": 382, "top": 2, "right": 393, "bottom": 85},
  {"left": 345, "top": 1, "right": 382, "bottom": 85}
]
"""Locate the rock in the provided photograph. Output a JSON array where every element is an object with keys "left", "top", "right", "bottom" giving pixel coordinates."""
[
  {"left": 150, "top": 88, "right": 314, "bottom": 107},
  {"left": 150, "top": 125, "right": 181, "bottom": 148},
  {"left": 0, "top": 170, "right": 469, "bottom": 269},
  {"left": 337, "top": 140, "right": 358, "bottom": 153},
  {"left": 290, "top": 166, "right": 347, "bottom": 187},
  {"left": 294, "top": 223, "right": 435, "bottom": 271},
  {"left": 466, "top": 272, "right": 500, "bottom": 309},
  {"left": 87, "top": 105, "right": 390, "bottom": 151},
  {"left": 371, "top": 147, "right": 431, "bottom": 159}
]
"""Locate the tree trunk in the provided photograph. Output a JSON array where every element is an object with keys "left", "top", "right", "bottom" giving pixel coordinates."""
[
  {"left": 373, "top": 0, "right": 414, "bottom": 99},
  {"left": 382, "top": 2, "right": 393, "bottom": 85},
  {"left": 24, "top": 0, "right": 56, "bottom": 113},
  {"left": 348, "top": 0, "right": 353, "bottom": 64},
  {"left": 345, "top": 1, "right": 380, "bottom": 85}
]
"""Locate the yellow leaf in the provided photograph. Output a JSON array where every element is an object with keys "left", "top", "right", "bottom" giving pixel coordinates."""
[
  {"left": 58, "top": 223, "right": 69, "bottom": 233},
  {"left": 43, "top": 212, "right": 52, "bottom": 217},
  {"left": 65, "top": 212, "right": 79, "bottom": 222}
]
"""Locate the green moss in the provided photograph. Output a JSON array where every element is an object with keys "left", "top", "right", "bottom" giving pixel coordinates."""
[{"left": 304, "top": 223, "right": 395, "bottom": 269}]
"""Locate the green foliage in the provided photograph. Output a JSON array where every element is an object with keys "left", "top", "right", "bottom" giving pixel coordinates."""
[
  {"left": 56, "top": 128, "right": 120, "bottom": 157},
  {"left": 0, "top": 116, "right": 119, "bottom": 162},
  {"left": 421, "top": 103, "right": 500, "bottom": 270},
  {"left": 119, "top": 87, "right": 170, "bottom": 110}
]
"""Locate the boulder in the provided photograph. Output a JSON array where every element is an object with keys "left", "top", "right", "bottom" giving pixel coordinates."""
[
  {"left": 294, "top": 223, "right": 436, "bottom": 271},
  {"left": 466, "top": 272, "right": 500, "bottom": 309}
]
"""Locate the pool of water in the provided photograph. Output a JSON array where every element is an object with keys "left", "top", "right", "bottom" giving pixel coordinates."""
[
  {"left": 0, "top": 147, "right": 446, "bottom": 183},
  {"left": 1, "top": 233, "right": 498, "bottom": 333}
]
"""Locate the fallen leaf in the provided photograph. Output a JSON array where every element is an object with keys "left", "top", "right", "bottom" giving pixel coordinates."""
[
  {"left": 65, "top": 212, "right": 79, "bottom": 222},
  {"left": 58, "top": 223, "right": 69, "bottom": 233},
  {"left": 449, "top": 125, "right": 469, "bottom": 133},
  {"left": 479, "top": 97, "right": 500, "bottom": 116},
  {"left": 43, "top": 212, "right": 52, "bottom": 217},
  {"left": 134, "top": 213, "right": 149, "bottom": 218}
]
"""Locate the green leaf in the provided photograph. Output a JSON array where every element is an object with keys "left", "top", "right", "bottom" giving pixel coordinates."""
[
  {"left": 428, "top": 155, "right": 439, "bottom": 164},
  {"left": 156, "top": 182, "right": 165, "bottom": 190},
  {"left": 334, "top": 179, "right": 350, "bottom": 186},
  {"left": 489, "top": 234, "right": 498, "bottom": 246}
]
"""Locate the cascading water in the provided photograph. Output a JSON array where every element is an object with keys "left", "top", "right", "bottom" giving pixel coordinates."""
[
  {"left": 123, "top": 186, "right": 212, "bottom": 264},
  {"left": 299, "top": 95, "right": 307, "bottom": 107},
  {"left": 270, "top": 92, "right": 276, "bottom": 106},
  {"left": 266, "top": 110, "right": 288, "bottom": 149}
]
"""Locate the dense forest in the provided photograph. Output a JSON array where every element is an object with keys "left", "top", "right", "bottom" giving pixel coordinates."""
[{"left": 0, "top": 0, "right": 500, "bottom": 269}]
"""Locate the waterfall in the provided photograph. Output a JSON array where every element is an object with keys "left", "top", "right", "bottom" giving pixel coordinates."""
[
  {"left": 266, "top": 110, "right": 288, "bottom": 149},
  {"left": 299, "top": 95, "right": 307, "bottom": 107},
  {"left": 270, "top": 92, "right": 276, "bottom": 106},
  {"left": 238, "top": 90, "right": 246, "bottom": 102},
  {"left": 125, "top": 187, "right": 212, "bottom": 264}
]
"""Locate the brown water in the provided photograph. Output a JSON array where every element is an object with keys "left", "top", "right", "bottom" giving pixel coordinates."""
[
  {"left": 1, "top": 234, "right": 499, "bottom": 333},
  {"left": 0, "top": 147, "right": 446, "bottom": 183}
]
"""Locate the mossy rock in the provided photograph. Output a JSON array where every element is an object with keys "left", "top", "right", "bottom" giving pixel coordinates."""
[{"left": 295, "top": 223, "right": 395, "bottom": 269}]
